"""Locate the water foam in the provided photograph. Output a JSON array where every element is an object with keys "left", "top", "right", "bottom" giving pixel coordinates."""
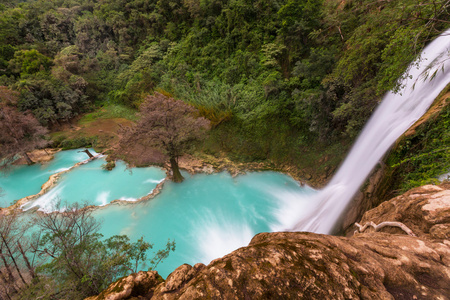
[
  {"left": 51, "top": 167, "right": 71, "bottom": 174},
  {"left": 192, "top": 209, "right": 255, "bottom": 264},
  {"left": 144, "top": 178, "right": 164, "bottom": 184},
  {"left": 438, "top": 172, "right": 450, "bottom": 182},
  {"left": 96, "top": 191, "right": 111, "bottom": 206},
  {"left": 21, "top": 184, "right": 66, "bottom": 213},
  {"left": 119, "top": 196, "right": 138, "bottom": 202},
  {"left": 269, "top": 187, "right": 317, "bottom": 232}
]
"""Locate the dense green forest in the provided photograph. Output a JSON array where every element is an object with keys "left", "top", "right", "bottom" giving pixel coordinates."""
[{"left": 0, "top": 0, "right": 449, "bottom": 181}]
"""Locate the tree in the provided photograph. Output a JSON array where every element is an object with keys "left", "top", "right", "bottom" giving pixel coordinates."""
[
  {"left": 8, "top": 49, "right": 52, "bottom": 77},
  {"left": 0, "top": 210, "right": 36, "bottom": 300},
  {"left": 119, "top": 92, "right": 210, "bottom": 182},
  {"left": 27, "top": 202, "right": 175, "bottom": 299},
  {"left": 0, "top": 86, "right": 48, "bottom": 168},
  {"left": 17, "top": 73, "right": 88, "bottom": 126}
]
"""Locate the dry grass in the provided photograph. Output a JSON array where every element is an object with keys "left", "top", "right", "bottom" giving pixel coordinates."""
[{"left": 51, "top": 117, "right": 135, "bottom": 151}]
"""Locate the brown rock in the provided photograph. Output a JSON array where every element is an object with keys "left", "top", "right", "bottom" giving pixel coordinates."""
[
  {"left": 357, "top": 184, "right": 450, "bottom": 240},
  {"left": 157, "top": 263, "right": 205, "bottom": 293},
  {"left": 90, "top": 231, "right": 450, "bottom": 300},
  {"left": 145, "top": 232, "right": 450, "bottom": 300},
  {"left": 86, "top": 271, "right": 163, "bottom": 300},
  {"left": 13, "top": 148, "right": 60, "bottom": 165}
]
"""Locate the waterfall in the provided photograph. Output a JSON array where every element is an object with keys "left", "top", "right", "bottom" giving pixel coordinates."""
[{"left": 290, "top": 29, "right": 450, "bottom": 234}]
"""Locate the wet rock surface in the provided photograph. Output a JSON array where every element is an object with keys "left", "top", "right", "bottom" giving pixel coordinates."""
[{"left": 87, "top": 183, "right": 450, "bottom": 300}]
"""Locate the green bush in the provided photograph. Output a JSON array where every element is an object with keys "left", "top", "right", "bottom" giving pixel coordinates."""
[{"left": 59, "top": 136, "right": 97, "bottom": 150}]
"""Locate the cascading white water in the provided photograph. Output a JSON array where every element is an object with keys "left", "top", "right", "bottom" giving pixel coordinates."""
[{"left": 286, "top": 29, "right": 450, "bottom": 234}]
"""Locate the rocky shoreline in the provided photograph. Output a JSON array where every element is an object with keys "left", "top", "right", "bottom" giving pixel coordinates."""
[
  {"left": 2, "top": 151, "right": 104, "bottom": 214},
  {"left": 176, "top": 153, "right": 322, "bottom": 187},
  {"left": 12, "top": 148, "right": 61, "bottom": 165}
]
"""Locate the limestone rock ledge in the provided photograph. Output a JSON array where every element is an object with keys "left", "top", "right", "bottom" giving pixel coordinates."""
[
  {"left": 87, "top": 184, "right": 450, "bottom": 300},
  {"left": 358, "top": 183, "right": 450, "bottom": 240}
]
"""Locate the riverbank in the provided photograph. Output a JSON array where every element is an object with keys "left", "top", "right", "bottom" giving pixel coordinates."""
[
  {"left": 46, "top": 104, "right": 344, "bottom": 188},
  {"left": 176, "top": 153, "right": 330, "bottom": 188}
]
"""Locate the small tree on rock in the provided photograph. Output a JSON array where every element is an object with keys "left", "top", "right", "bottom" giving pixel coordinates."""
[{"left": 119, "top": 92, "right": 210, "bottom": 182}]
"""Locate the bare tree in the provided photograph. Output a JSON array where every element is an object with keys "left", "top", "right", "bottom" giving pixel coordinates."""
[
  {"left": 0, "top": 210, "right": 35, "bottom": 299},
  {"left": 119, "top": 93, "right": 210, "bottom": 182},
  {"left": 0, "top": 86, "right": 48, "bottom": 169}
]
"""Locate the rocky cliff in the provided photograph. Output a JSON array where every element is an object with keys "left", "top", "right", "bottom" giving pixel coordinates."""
[{"left": 87, "top": 183, "right": 450, "bottom": 300}]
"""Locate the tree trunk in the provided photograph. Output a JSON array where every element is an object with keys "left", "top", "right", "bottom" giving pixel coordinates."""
[
  {"left": 23, "top": 152, "right": 34, "bottom": 165},
  {"left": 170, "top": 157, "right": 184, "bottom": 183},
  {"left": 0, "top": 252, "right": 17, "bottom": 293},
  {"left": 1, "top": 235, "right": 27, "bottom": 285},
  {"left": 82, "top": 149, "right": 94, "bottom": 158},
  {"left": 18, "top": 242, "right": 35, "bottom": 279}
]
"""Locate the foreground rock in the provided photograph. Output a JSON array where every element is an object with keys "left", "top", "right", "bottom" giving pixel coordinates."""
[
  {"left": 86, "top": 271, "right": 164, "bottom": 300},
  {"left": 88, "top": 184, "right": 450, "bottom": 300}
]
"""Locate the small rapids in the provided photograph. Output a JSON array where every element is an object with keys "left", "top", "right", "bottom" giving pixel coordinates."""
[
  {"left": 0, "top": 149, "right": 98, "bottom": 207},
  {"left": 93, "top": 171, "right": 313, "bottom": 277},
  {"left": 20, "top": 157, "right": 166, "bottom": 212}
]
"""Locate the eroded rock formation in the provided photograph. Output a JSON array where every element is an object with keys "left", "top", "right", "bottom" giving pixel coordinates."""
[
  {"left": 357, "top": 183, "right": 450, "bottom": 241},
  {"left": 87, "top": 183, "right": 450, "bottom": 300}
]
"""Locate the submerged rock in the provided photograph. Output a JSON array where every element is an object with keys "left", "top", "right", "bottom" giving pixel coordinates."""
[{"left": 88, "top": 184, "right": 450, "bottom": 300}]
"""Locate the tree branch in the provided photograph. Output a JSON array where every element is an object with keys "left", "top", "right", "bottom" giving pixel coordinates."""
[{"left": 354, "top": 221, "right": 417, "bottom": 237}]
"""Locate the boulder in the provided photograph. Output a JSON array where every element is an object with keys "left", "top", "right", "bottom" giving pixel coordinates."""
[{"left": 85, "top": 271, "right": 163, "bottom": 300}]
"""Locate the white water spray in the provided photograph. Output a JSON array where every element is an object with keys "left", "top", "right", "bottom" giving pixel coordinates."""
[
  {"left": 287, "top": 30, "right": 450, "bottom": 234},
  {"left": 192, "top": 209, "right": 254, "bottom": 264},
  {"left": 21, "top": 184, "right": 67, "bottom": 213}
]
